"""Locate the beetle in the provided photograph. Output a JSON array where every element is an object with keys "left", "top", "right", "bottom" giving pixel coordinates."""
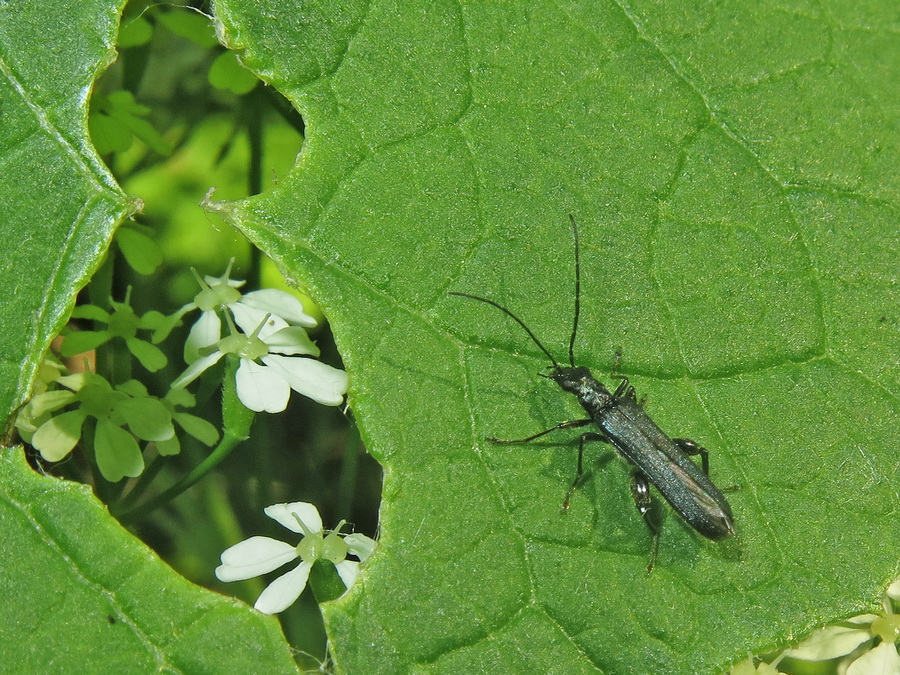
[{"left": 450, "top": 215, "right": 735, "bottom": 572}]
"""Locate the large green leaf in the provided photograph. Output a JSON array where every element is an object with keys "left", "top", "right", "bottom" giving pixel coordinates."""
[
  {"left": 0, "top": 446, "right": 298, "bottom": 672},
  {"left": 0, "top": 0, "right": 138, "bottom": 425},
  {"left": 211, "top": 0, "right": 898, "bottom": 672}
]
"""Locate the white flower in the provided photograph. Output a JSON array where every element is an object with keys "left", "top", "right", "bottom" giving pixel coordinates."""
[
  {"left": 147, "top": 261, "right": 317, "bottom": 358},
  {"left": 171, "top": 309, "right": 348, "bottom": 413},
  {"left": 181, "top": 265, "right": 317, "bottom": 363},
  {"left": 171, "top": 265, "right": 338, "bottom": 415},
  {"left": 732, "top": 577, "right": 900, "bottom": 675},
  {"left": 215, "top": 501, "right": 376, "bottom": 614}
]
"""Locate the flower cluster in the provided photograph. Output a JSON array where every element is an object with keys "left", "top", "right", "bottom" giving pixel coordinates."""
[
  {"left": 730, "top": 578, "right": 900, "bottom": 674},
  {"left": 171, "top": 266, "right": 348, "bottom": 413},
  {"left": 61, "top": 290, "right": 168, "bottom": 372},
  {"left": 17, "top": 366, "right": 216, "bottom": 481},
  {"left": 216, "top": 501, "right": 376, "bottom": 614},
  {"left": 19, "top": 263, "right": 345, "bottom": 480}
]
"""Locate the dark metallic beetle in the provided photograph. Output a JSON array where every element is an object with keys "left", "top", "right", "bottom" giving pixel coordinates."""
[{"left": 451, "top": 216, "right": 735, "bottom": 572}]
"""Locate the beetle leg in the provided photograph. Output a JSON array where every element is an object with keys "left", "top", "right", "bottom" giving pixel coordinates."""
[
  {"left": 612, "top": 376, "right": 631, "bottom": 398},
  {"left": 488, "top": 418, "right": 593, "bottom": 445},
  {"left": 630, "top": 471, "right": 661, "bottom": 574},
  {"left": 673, "top": 438, "right": 710, "bottom": 475},
  {"left": 610, "top": 350, "right": 639, "bottom": 400},
  {"left": 675, "top": 438, "right": 740, "bottom": 492},
  {"left": 562, "top": 431, "right": 609, "bottom": 510}
]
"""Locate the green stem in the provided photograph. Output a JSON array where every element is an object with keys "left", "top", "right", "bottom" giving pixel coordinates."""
[
  {"left": 116, "top": 453, "right": 165, "bottom": 512},
  {"left": 244, "top": 90, "right": 263, "bottom": 289},
  {"left": 116, "top": 431, "right": 245, "bottom": 524},
  {"left": 336, "top": 422, "right": 361, "bottom": 518},
  {"left": 246, "top": 88, "right": 263, "bottom": 198}
]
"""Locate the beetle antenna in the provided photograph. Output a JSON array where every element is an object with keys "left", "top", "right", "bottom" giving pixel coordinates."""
[
  {"left": 568, "top": 214, "right": 580, "bottom": 368},
  {"left": 449, "top": 292, "right": 560, "bottom": 369}
]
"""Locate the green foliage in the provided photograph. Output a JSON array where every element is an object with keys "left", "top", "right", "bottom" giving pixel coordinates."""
[
  {"left": 0, "top": 2, "right": 332, "bottom": 669},
  {"left": 26, "top": 372, "right": 177, "bottom": 480},
  {"left": 209, "top": 50, "right": 258, "bottom": 95},
  {"left": 0, "top": 0, "right": 896, "bottom": 673},
  {"left": 117, "top": 14, "right": 152, "bottom": 48},
  {"left": 154, "top": 6, "right": 219, "bottom": 48},
  {"left": 115, "top": 223, "right": 164, "bottom": 275},
  {"left": 0, "top": 0, "right": 137, "bottom": 424},
  {"left": 0, "top": 447, "right": 298, "bottom": 672},
  {"left": 64, "top": 296, "right": 168, "bottom": 371},
  {"left": 90, "top": 89, "right": 173, "bottom": 155},
  {"left": 211, "top": 0, "right": 899, "bottom": 672}
]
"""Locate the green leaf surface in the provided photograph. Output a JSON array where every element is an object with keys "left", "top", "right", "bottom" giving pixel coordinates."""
[
  {"left": 0, "top": 446, "right": 298, "bottom": 672},
  {"left": 212, "top": 1, "right": 898, "bottom": 672},
  {"left": 173, "top": 411, "right": 220, "bottom": 446},
  {"left": 209, "top": 50, "right": 259, "bottom": 95},
  {"left": 32, "top": 408, "right": 85, "bottom": 462},
  {"left": 60, "top": 331, "right": 112, "bottom": 357},
  {"left": 0, "top": 0, "right": 140, "bottom": 428},
  {"left": 155, "top": 7, "right": 220, "bottom": 49}
]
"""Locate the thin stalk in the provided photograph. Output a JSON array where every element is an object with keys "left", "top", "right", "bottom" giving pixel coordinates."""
[{"left": 115, "top": 431, "right": 245, "bottom": 524}]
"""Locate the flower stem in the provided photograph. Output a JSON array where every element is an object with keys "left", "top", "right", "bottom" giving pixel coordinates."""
[
  {"left": 115, "top": 431, "right": 246, "bottom": 524},
  {"left": 116, "top": 453, "right": 166, "bottom": 512}
]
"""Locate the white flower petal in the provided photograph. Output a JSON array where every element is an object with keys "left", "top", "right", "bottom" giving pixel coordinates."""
[
  {"left": 261, "top": 355, "right": 348, "bottom": 406},
  {"left": 240, "top": 289, "right": 318, "bottom": 327},
  {"left": 254, "top": 561, "right": 312, "bottom": 614},
  {"left": 783, "top": 620, "right": 875, "bottom": 660},
  {"left": 215, "top": 536, "right": 297, "bottom": 582},
  {"left": 235, "top": 359, "right": 290, "bottom": 413},
  {"left": 171, "top": 351, "right": 225, "bottom": 389},
  {"left": 265, "top": 501, "right": 323, "bottom": 534},
  {"left": 334, "top": 560, "right": 360, "bottom": 590},
  {"left": 264, "top": 326, "right": 319, "bottom": 357},
  {"left": 846, "top": 641, "right": 900, "bottom": 675},
  {"left": 344, "top": 533, "right": 378, "bottom": 562},
  {"left": 887, "top": 577, "right": 900, "bottom": 601},
  {"left": 230, "top": 302, "right": 288, "bottom": 340},
  {"left": 185, "top": 310, "right": 222, "bottom": 363}
]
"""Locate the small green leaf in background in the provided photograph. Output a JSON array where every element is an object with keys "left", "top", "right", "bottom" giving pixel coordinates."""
[
  {"left": 115, "top": 223, "right": 164, "bottom": 275},
  {"left": 95, "top": 416, "right": 145, "bottom": 481},
  {"left": 116, "top": 14, "right": 152, "bottom": 48},
  {"left": 0, "top": 447, "right": 298, "bottom": 672},
  {"left": 155, "top": 6, "right": 219, "bottom": 48},
  {"left": 90, "top": 90, "right": 173, "bottom": 156},
  {"left": 209, "top": 50, "right": 258, "bottom": 95},
  {"left": 211, "top": 0, "right": 898, "bottom": 672}
]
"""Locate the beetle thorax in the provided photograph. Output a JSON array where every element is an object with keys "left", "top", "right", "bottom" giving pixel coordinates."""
[{"left": 550, "top": 366, "right": 612, "bottom": 406}]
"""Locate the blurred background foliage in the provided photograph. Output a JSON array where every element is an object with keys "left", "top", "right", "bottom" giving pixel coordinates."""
[{"left": 77, "top": 0, "right": 381, "bottom": 665}]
